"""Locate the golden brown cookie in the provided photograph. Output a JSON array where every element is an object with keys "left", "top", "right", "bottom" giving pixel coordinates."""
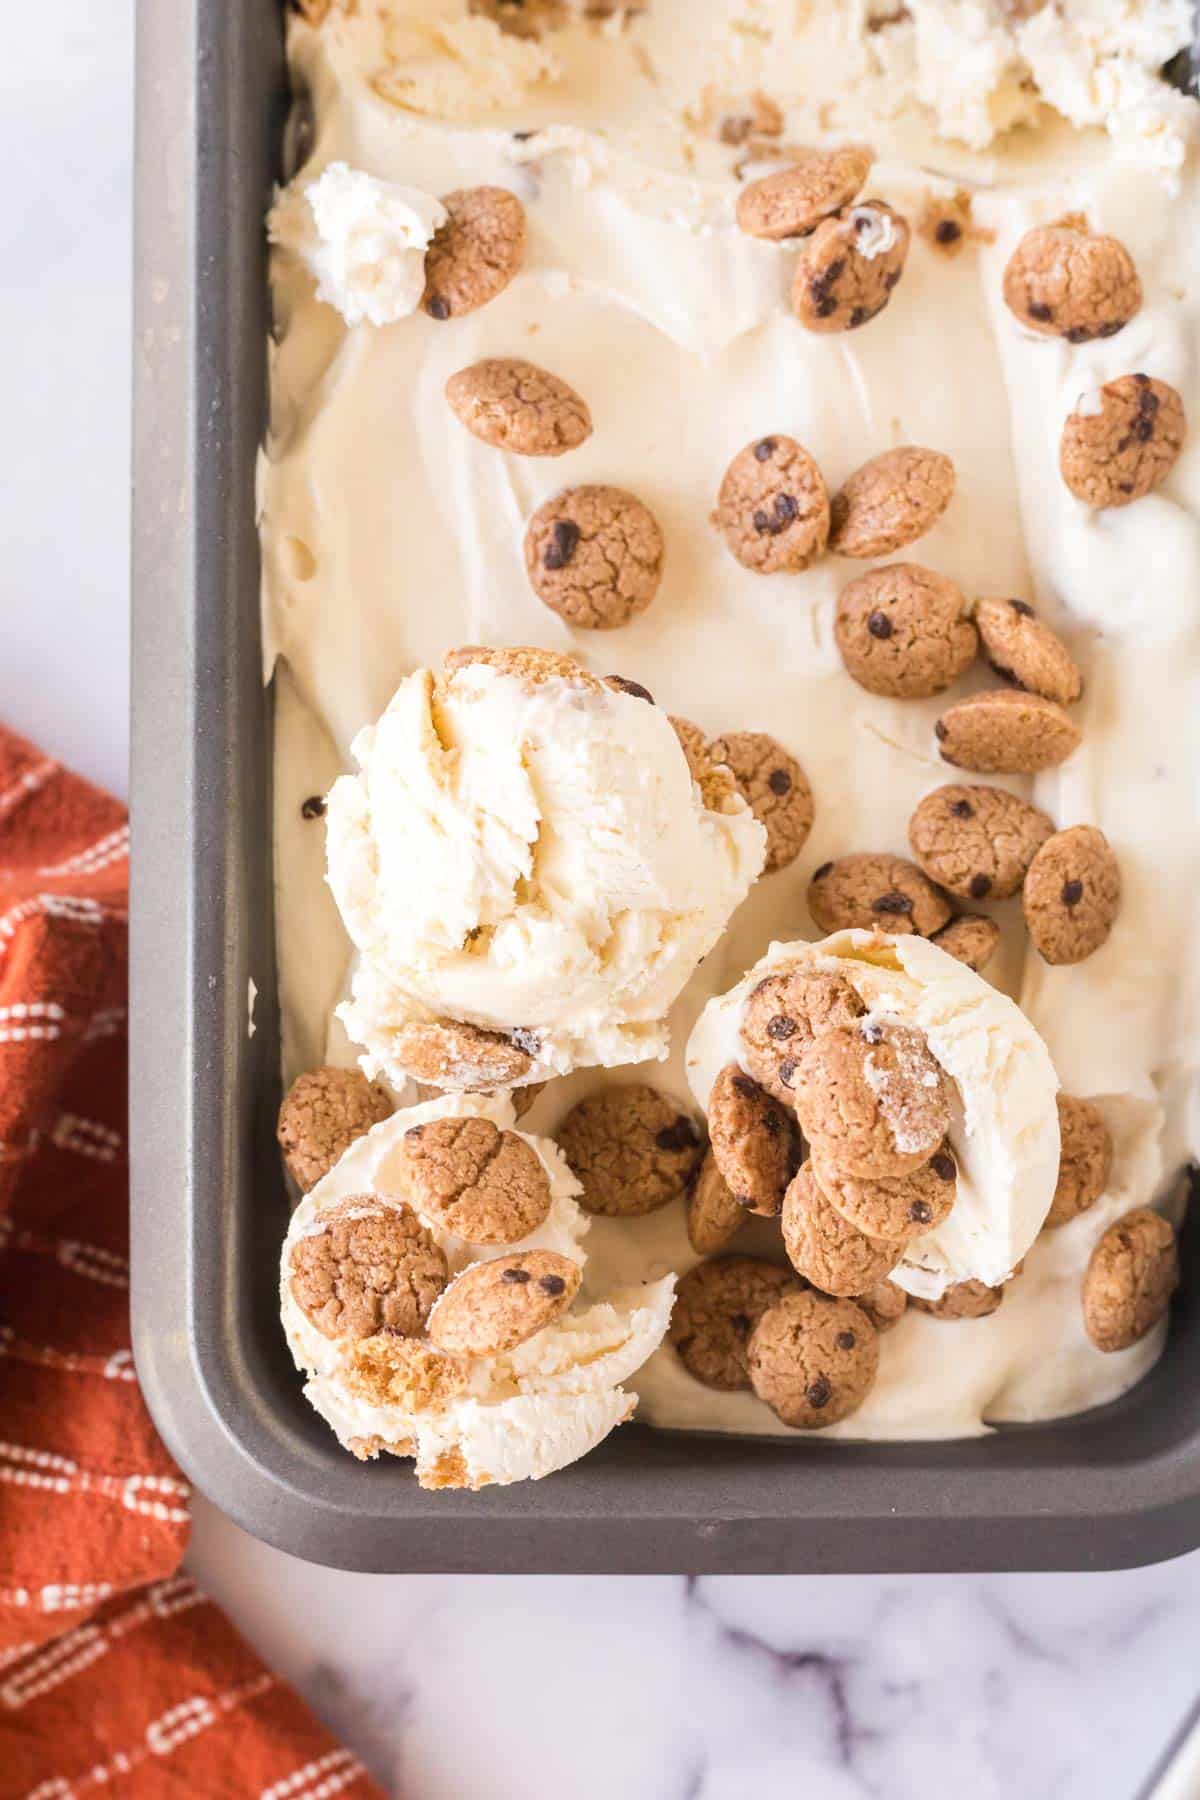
[
  {"left": 557, "top": 1084, "right": 703, "bottom": 1217},
  {"left": 524, "top": 484, "right": 664, "bottom": 628},
  {"left": 735, "top": 144, "right": 874, "bottom": 240},
  {"left": 1002, "top": 223, "right": 1141, "bottom": 342},
  {"left": 909, "top": 783, "right": 1055, "bottom": 901},
  {"left": 739, "top": 965, "right": 867, "bottom": 1103},
  {"left": 715, "top": 436, "right": 831, "bottom": 574},
  {"left": 289, "top": 1198, "right": 448, "bottom": 1340},
  {"left": 911, "top": 1279, "right": 1005, "bottom": 1320},
  {"left": 708, "top": 1063, "right": 803, "bottom": 1218},
  {"left": 1044, "top": 1094, "right": 1114, "bottom": 1230},
  {"left": 810, "top": 1137, "right": 957, "bottom": 1242},
  {"left": 686, "top": 1149, "right": 747, "bottom": 1256},
  {"left": 829, "top": 448, "right": 955, "bottom": 559},
  {"left": 708, "top": 731, "right": 814, "bottom": 872},
  {"left": 605, "top": 673, "right": 655, "bottom": 704},
  {"left": 1082, "top": 1208, "right": 1178, "bottom": 1352},
  {"left": 1059, "top": 375, "right": 1186, "bottom": 509},
  {"left": 934, "top": 688, "right": 1082, "bottom": 775},
  {"left": 395, "top": 1017, "right": 535, "bottom": 1090},
  {"left": 394, "top": 1115, "right": 552, "bottom": 1245},
  {"left": 792, "top": 1021, "right": 950, "bottom": 1180},
  {"left": 422, "top": 187, "right": 527, "bottom": 320},
  {"left": 973, "top": 597, "right": 1082, "bottom": 707},
  {"left": 835, "top": 563, "right": 977, "bottom": 699},
  {"left": 669, "top": 1256, "right": 798, "bottom": 1391},
  {"left": 792, "top": 201, "right": 910, "bottom": 332},
  {"left": 747, "top": 1289, "right": 879, "bottom": 1427},
  {"left": 428, "top": 1250, "right": 581, "bottom": 1355},
  {"left": 445, "top": 358, "right": 592, "bottom": 456},
  {"left": 807, "top": 852, "right": 952, "bottom": 938},
  {"left": 782, "top": 1164, "right": 901, "bottom": 1297},
  {"left": 277, "top": 1066, "right": 393, "bottom": 1192},
  {"left": 855, "top": 1279, "right": 908, "bottom": 1333},
  {"left": 1022, "top": 825, "right": 1120, "bottom": 965},
  {"left": 931, "top": 913, "right": 1001, "bottom": 972},
  {"left": 443, "top": 644, "right": 599, "bottom": 689},
  {"left": 669, "top": 717, "right": 741, "bottom": 814},
  {"left": 345, "top": 1335, "right": 471, "bottom": 1412}
]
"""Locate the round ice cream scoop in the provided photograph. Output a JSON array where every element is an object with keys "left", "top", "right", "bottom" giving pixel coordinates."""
[
  {"left": 686, "top": 929, "right": 1061, "bottom": 1300},
  {"left": 326, "top": 651, "right": 766, "bottom": 1087}
]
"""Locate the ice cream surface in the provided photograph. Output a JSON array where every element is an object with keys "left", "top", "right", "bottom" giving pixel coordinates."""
[
  {"left": 262, "top": 0, "right": 1200, "bottom": 1443},
  {"left": 269, "top": 161, "right": 448, "bottom": 327},
  {"left": 325, "top": 654, "right": 765, "bottom": 1085}
]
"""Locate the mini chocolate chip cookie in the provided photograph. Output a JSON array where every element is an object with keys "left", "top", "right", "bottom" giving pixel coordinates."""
[
  {"left": 1060, "top": 374, "right": 1186, "bottom": 509},
  {"left": 686, "top": 1148, "right": 747, "bottom": 1256},
  {"left": 1022, "top": 825, "right": 1120, "bottom": 964},
  {"left": 747, "top": 1288, "right": 879, "bottom": 1428},
  {"left": 782, "top": 1164, "right": 902, "bottom": 1297},
  {"left": 931, "top": 913, "right": 1001, "bottom": 972},
  {"left": 443, "top": 644, "right": 599, "bottom": 689},
  {"left": 917, "top": 189, "right": 987, "bottom": 256},
  {"left": 807, "top": 852, "right": 953, "bottom": 938},
  {"left": 277, "top": 1066, "right": 393, "bottom": 1191},
  {"left": 525, "top": 484, "right": 664, "bottom": 628},
  {"left": 908, "top": 784, "right": 1055, "bottom": 901},
  {"left": 934, "top": 688, "right": 1082, "bottom": 775},
  {"left": 855, "top": 1279, "right": 908, "bottom": 1333},
  {"left": 739, "top": 965, "right": 867, "bottom": 1103},
  {"left": 557, "top": 1084, "right": 703, "bottom": 1216},
  {"left": 792, "top": 1021, "right": 950, "bottom": 1180},
  {"left": 973, "top": 597, "right": 1082, "bottom": 707},
  {"left": 1002, "top": 223, "right": 1141, "bottom": 342},
  {"left": 395, "top": 1017, "right": 534, "bottom": 1090},
  {"left": 289, "top": 1198, "right": 448, "bottom": 1340},
  {"left": 829, "top": 447, "right": 955, "bottom": 559},
  {"left": 810, "top": 1137, "right": 957, "bottom": 1242},
  {"left": 428, "top": 1250, "right": 581, "bottom": 1355},
  {"left": 792, "top": 200, "right": 910, "bottom": 333},
  {"left": 736, "top": 143, "right": 874, "bottom": 240},
  {"left": 445, "top": 358, "right": 592, "bottom": 456},
  {"left": 422, "top": 187, "right": 527, "bottom": 320},
  {"left": 716, "top": 436, "right": 831, "bottom": 574},
  {"left": 394, "top": 1115, "right": 552, "bottom": 1245},
  {"left": 708, "top": 731, "right": 814, "bottom": 871},
  {"left": 1082, "top": 1208, "right": 1178, "bottom": 1353},
  {"left": 1044, "top": 1094, "right": 1114, "bottom": 1229},
  {"left": 669, "top": 716, "right": 741, "bottom": 813},
  {"left": 835, "top": 563, "right": 977, "bottom": 699},
  {"left": 911, "top": 1278, "right": 1005, "bottom": 1321},
  {"left": 669, "top": 1255, "right": 798, "bottom": 1390},
  {"left": 708, "top": 1063, "right": 803, "bottom": 1217}
]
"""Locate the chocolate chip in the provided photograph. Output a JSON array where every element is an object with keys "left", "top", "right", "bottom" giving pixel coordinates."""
[
  {"left": 951, "top": 799, "right": 973, "bottom": 819},
  {"left": 731, "top": 1312, "right": 752, "bottom": 1335},
  {"left": 512, "top": 130, "right": 535, "bottom": 142},
  {"left": 909, "top": 1199, "right": 933, "bottom": 1224},
  {"left": 767, "top": 1014, "right": 796, "bottom": 1041},
  {"left": 539, "top": 1274, "right": 567, "bottom": 1296},
  {"left": 1140, "top": 386, "right": 1160, "bottom": 414},
  {"left": 732, "top": 1074, "right": 759, "bottom": 1100},
  {"left": 813, "top": 861, "right": 834, "bottom": 880},
  {"left": 1010, "top": 598, "right": 1035, "bottom": 617},
  {"left": 608, "top": 675, "right": 655, "bottom": 703},
  {"left": 734, "top": 1192, "right": 755, "bottom": 1210},
  {"left": 300, "top": 795, "right": 326, "bottom": 820},
  {"left": 1064, "top": 326, "right": 1094, "bottom": 344},
  {"left": 1028, "top": 301, "right": 1053, "bottom": 322},
  {"left": 1098, "top": 321, "right": 1123, "bottom": 338},
  {"left": 968, "top": 873, "right": 992, "bottom": 899},
  {"left": 754, "top": 438, "right": 777, "bottom": 461},
  {"left": 774, "top": 493, "right": 798, "bottom": 525},
  {"left": 753, "top": 508, "right": 772, "bottom": 533},
  {"left": 884, "top": 269, "right": 901, "bottom": 291},
  {"left": 510, "top": 1027, "right": 541, "bottom": 1056},
  {"left": 655, "top": 1117, "right": 698, "bottom": 1153},
  {"left": 836, "top": 1329, "right": 857, "bottom": 1350},
  {"left": 425, "top": 294, "right": 451, "bottom": 321},
  {"left": 872, "top": 891, "right": 914, "bottom": 916},
  {"left": 849, "top": 307, "right": 870, "bottom": 328},
  {"left": 1061, "top": 878, "right": 1084, "bottom": 908},
  {"left": 806, "top": 1376, "right": 833, "bottom": 1409},
  {"left": 935, "top": 720, "right": 948, "bottom": 740},
  {"left": 502, "top": 1267, "right": 531, "bottom": 1284},
  {"left": 768, "top": 768, "right": 792, "bottom": 795},
  {"left": 778, "top": 1059, "right": 798, "bottom": 1088},
  {"left": 931, "top": 1152, "right": 956, "bottom": 1182},
  {"left": 934, "top": 219, "right": 961, "bottom": 245},
  {"left": 814, "top": 293, "right": 838, "bottom": 319},
  {"left": 1132, "top": 415, "right": 1155, "bottom": 442},
  {"left": 763, "top": 1111, "right": 782, "bottom": 1137},
  {"left": 825, "top": 258, "right": 845, "bottom": 285},
  {"left": 867, "top": 610, "right": 893, "bottom": 640},
  {"left": 543, "top": 519, "right": 581, "bottom": 570}
]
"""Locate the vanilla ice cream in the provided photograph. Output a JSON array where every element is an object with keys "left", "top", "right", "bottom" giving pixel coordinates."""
[
  {"left": 324, "top": 655, "right": 765, "bottom": 1086},
  {"left": 268, "top": 161, "right": 447, "bottom": 326}
]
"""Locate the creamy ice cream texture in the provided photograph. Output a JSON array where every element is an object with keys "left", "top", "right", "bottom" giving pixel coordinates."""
[
  {"left": 281, "top": 1090, "right": 675, "bottom": 1487},
  {"left": 263, "top": 0, "right": 1200, "bottom": 1441},
  {"left": 269, "top": 161, "right": 447, "bottom": 327}
]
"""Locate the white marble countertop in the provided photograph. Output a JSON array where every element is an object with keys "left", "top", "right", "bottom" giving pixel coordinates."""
[{"left": 6, "top": 3, "right": 1200, "bottom": 1795}]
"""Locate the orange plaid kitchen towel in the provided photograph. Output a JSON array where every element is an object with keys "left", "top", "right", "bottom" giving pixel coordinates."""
[{"left": 0, "top": 728, "right": 387, "bottom": 1799}]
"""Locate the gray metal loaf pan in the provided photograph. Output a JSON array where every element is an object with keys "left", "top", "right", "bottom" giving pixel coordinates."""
[{"left": 129, "top": 0, "right": 1200, "bottom": 1573}]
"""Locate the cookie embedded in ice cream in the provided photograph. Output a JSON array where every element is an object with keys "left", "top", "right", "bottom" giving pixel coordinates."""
[
  {"left": 1059, "top": 374, "right": 1186, "bottom": 510},
  {"left": 835, "top": 564, "right": 977, "bottom": 699},
  {"left": 277, "top": 1065, "right": 394, "bottom": 1191},
  {"left": 828, "top": 447, "right": 955, "bottom": 560},
  {"left": 445, "top": 357, "right": 592, "bottom": 457},
  {"left": 1022, "top": 825, "right": 1121, "bottom": 965},
  {"left": 1002, "top": 223, "right": 1142, "bottom": 342},
  {"left": 908, "top": 783, "right": 1054, "bottom": 901},
  {"left": 326, "top": 649, "right": 766, "bottom": 1091},
  {"left": 792, "top": 201, "right": 910, "bottom": 333},
  {"left": 668, "top": 1256, "right": 797, "bottom": 1392},
  {"left": 280, "top": 1090, "right": 675, "bottom": 1488},
  {"left": 268, "top": 163, "right": 449, "bottom": 327},
  {"left": 747, "top": 1288, "right": 879, "bottom": 1429},
  {"left": 716, "top": 436, "right": 831, "bottom": 575},
  {"left": 735, "top": 144, "right": 874, "bottom": 241},
  {"left": 421, "top": 186, "right": 527, "bottom": 320},
  {"left": 525, "top": 485, "right": 664, "bottom": 627},
  {"left": 686, "top": 930, "right": 1061, "bottom": 1301},
  {"left": 933, "top": 688, "right": 1081, "bottom": 775},
  {"left": 1082, "top": 1208, "right": 1178, "bottom": 1353},
  {"left": 973, "top": 597, "right": 1082, "bottom": 708},
  {"left": 708, "top": 1064, "right": 803, "bottom": 1217}
]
